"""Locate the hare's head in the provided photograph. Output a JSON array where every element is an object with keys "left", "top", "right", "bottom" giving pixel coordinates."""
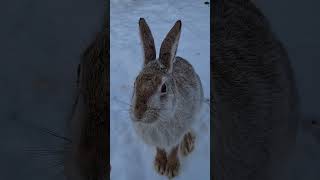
[{"left": 130, "top": 18, "right": 182, "bottom": 124}]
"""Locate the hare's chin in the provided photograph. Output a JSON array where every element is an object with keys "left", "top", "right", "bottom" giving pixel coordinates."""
[
  {"left": 130, "top": 112, "right": 159, "bottom": 124},
  {"left": 131, "top": 116, "right": 158, "bottom": 124}
]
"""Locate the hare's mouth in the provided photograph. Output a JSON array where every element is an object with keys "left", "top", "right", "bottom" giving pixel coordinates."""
[
  {"left": 129, "top": 102, "right": 158, "bottom": 122},
  {"left": 142, "top": 116, "right": 158, "bottom": 124},
  {"left": 133, "top": 116, "right": 158, "bottom": 124},
  {"left": 130, "top": 110, "right": 159, "bottom": 124}
]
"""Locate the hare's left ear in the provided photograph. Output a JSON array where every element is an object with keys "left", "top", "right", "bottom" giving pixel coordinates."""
[
  {"left": 159, "top": 20, "right": 181, "bottom": 73},
  {"left": 139, "top": 18, "right": 156, "bottom": 66}
]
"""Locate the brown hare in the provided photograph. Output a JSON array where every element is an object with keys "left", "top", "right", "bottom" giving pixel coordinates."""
[{"left": 130, "top": 18, "right": 204, "bottom": 179}]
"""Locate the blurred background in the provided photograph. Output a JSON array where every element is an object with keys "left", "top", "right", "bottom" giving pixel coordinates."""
[
  {"left": 0, "top": 0, "right": 104, "bottom": 179},
  {"left": 256, "top": 1, "right": 320, "bottom": 179}
]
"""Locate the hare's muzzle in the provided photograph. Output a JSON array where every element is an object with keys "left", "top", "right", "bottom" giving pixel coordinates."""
[{"left": 134, "top": 103, "right": 147, "bottom": 120}]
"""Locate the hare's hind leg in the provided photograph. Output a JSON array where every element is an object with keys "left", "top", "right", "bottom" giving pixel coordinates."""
[
  {"left": 165, "top": 146, "right": 180, "bottom": 179},
  {"left": 180, "top": 131, "right": 196, "bottom": 156},
  {"left": 154, "top": 147, "right": 167, "bottom": 175}
]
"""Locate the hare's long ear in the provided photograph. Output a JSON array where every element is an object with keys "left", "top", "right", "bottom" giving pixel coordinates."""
[
  {"left": 159, "top": 20, "right": 181, "bottom": 73},
  {"left": 139, "top": 18, "right": 156, "bottom": 66}
]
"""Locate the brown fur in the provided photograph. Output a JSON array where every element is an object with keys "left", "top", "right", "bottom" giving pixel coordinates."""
[
  {"left": 132, "top": 18, "right": 203, "bottom": 179},
  {"left": 154, "top": 148, "right": 167, "bottom": 175},
  {"left": 173, "top": 57, "right": 200, "bottom": 90},
  {"left": 154, "top": 131, "right": 195, "bottom": 178},
  {"left": 139, "top": 18, "right": 157, "bottom": 65},
  {"left": 165, "top": 146, "right": 180, "bottom": 178},
  {"left": 134, "top": 72, "right": 162, "bottom": 119},
  {"left": 65, "top": 12, "right": 109, "bottom": 180},
  {"left": 154, "top": 146, "right": 181, "bottom": 179},
  {"left": 78, "top": 30, "right": 108, "bottom": 179},
  {"left": 134, "top": 64, "right": 163, "bottom": 119},
  {"left": 180, "top": 131, "right": 196, "bottom": 156},
  {"left": 159, "top": 20, "right": 181, "bottom": 72}
]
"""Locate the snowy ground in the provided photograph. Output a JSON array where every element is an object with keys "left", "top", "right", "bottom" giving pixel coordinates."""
[{"left": 110, "top": 0, "right": 210, "bottom": 180}]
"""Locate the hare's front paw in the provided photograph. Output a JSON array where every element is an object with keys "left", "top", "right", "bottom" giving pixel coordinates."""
[
  {"left": 180, "top": 131, "right": 196, "bottom": 156},
  {"left": 165, "top": 156, "right": 180, "bottom": 179},
  {"left": 165, "top": 146, "right": 180, "bottom": 179},
  {"left": 154, "top": 148, "right": 167, "bottom": 175}
]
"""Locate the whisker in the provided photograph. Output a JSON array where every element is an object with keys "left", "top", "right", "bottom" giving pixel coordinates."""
[
  {"left": 113, "top": 97, "right": 132, "bottom": 107},
  {"left": 117, "top": 109, "right": 131, "bottom": 112},
  {"left": 9, "top": 113, "right": 72, "bottom": 144},
  {"left": 28, "top": 156, "right": 64, "bottom": 162},
  {"left": 25, "top": 154, "right": 64, "bottom": 159},
  {"left": 23, "top": 149, "right": 66, "bottom": 154},
  {"left": 37, "top": 127, "right": 72, "bottom": 143},
  {"left": 147, "top": 108, "right": 160, "bottom": 111}
]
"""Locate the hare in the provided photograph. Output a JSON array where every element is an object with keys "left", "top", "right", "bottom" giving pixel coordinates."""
[
  {"left": 212, "top": 0, "right": 299, "bottom": 180},
  {"left": 130, "top": 18, "right": 204, "bottom": 178},
  {"left": 63, "top": 12, "right": 109, "bottom": 180}
]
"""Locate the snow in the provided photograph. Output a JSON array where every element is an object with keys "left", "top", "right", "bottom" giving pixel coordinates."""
[{"left": 110, "top": 0, "right": 210, "bottom": 180}]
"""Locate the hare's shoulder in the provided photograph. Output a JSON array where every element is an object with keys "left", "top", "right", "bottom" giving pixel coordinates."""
[
  {"left": 173, "top": 56, "right": 200, "bottom": 89},
  {"left": 173, "top": 56, "right": 195, "bottom": 74}
]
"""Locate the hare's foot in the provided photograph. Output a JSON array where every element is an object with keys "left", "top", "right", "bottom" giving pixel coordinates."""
[
  {"left": 154, "top": 148, "right": 167, "bottom": 175},
  {"left": 180, "top": 131, "right": 196, "bottom": 156},
  {"left": 165, "top": 146, "right": 180, "bottom": 179}
]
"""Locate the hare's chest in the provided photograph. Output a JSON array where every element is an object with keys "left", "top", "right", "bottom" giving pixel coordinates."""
[{"left": 133, "top": 119, "right": 186, "bottom": 149}]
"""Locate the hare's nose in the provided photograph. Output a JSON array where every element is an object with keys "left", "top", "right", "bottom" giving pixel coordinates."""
[{"left": 134, "top": 104, "right": 146, "bottom": 120}]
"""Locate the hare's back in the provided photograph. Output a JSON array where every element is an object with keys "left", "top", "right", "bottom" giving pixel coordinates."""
[{"left": 173, "top": 56, "right": 202, "bottom": 92}]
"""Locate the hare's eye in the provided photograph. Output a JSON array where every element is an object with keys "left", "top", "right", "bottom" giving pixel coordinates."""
[{"left": 161, "top": 83, "right": 167, "bottom": 93}]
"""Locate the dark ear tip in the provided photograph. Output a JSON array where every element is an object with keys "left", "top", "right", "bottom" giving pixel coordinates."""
[
  {"left": 176, "top": 20, "right": 182, "bottom": 29},
  {"left": 139, "top": 18, "right": 146, "bottom": 24}
]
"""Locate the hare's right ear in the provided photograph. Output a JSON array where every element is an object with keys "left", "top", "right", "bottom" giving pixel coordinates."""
[
  {"left": 159, "top": 20, "right": 181, "bottom": 73},
  {"left": 139, "top": 18, "right": 156, "bottom": 66}
]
